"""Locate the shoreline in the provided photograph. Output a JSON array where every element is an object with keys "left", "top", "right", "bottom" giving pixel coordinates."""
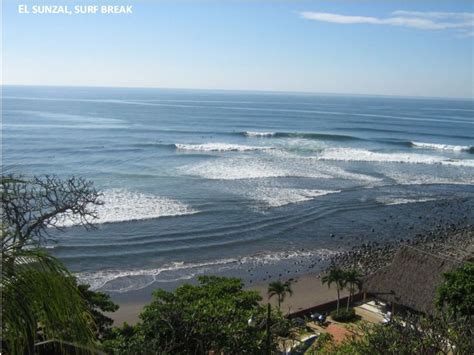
[
  {"left": 109, "top": 273, "right": 349, "bottom": 325},
  {"left": 108, "top": 225, "right": 473, "bottom": 325}
]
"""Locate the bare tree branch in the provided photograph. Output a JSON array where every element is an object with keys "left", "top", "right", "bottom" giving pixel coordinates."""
[{"left": 2, "top": 175, "right": 103, "bottom": 253}]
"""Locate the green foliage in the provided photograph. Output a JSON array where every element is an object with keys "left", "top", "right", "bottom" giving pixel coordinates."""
[
  {"left": 2, "top": 249, "right": 95, "bottom": 354},
  {"left": 330, "top": 308, "right": 356, "bottom": 322},
  {"left": 322, "top": 267, "right": 362, "bottom": 314},
  {"left": 307, "top": 332, "right": 334, "bottom": 354},
  {"left": 309, "top": 313, "right": 473, "bottom": 355},
  {"left": 343, "top": 269, "right": 362, "bottom": 310},
  {"left": 101, "top": 323, "right": 144, "bottom": 354},
  {"left": 77, "top": 281, "right": 119, "bottom": 339},
  {"left": 321, "top": 267, "right": 346, "bottom": 290},
  {"left": 267, "top": 279, "right": 293, "bottom": 309},
  {"left": 322, "top": 267, "right": 346, "bottom": 313},
  {"left": 1, "top": 174, "right": 102, "bottom": 354},
  {"left": 436, "top": 262, "right": 474, "bottom": 318},
  {"left": 104, "top": 276, "right": 293, "bottom": 354}
]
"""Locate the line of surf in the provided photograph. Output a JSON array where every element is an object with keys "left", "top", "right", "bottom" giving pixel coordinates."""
[
  {"left": 410, "top": 141, "right": 474, "bottom": 153},
  {"left": 315, "top": 148, "right": 474, "bottom": 167},
  {"left": 76, "top": 249, "right": 336, "bottom": 292},
  {"left": 174, "top": 143, "right": 274, "bottom": 152},
  {"left": 242, "top": 131, "right": 364, "bottom": 141}
]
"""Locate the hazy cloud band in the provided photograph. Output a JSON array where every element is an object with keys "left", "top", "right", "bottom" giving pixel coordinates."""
[{"left": 300, "top": 10, "right": 474, "bottom": 36}]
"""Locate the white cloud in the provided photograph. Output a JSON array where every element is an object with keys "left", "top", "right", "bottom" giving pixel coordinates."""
[
  {"left": 300, "top": 10, "right": 474, "bottom": 36},
  {"left": 391, "top": 11, "right": 474, "bottom": 21},
  {"left": 301, "top": 12, "right": 383, "bottom": 25}
]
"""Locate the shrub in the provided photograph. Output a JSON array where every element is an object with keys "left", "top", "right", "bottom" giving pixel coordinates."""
[
  {"left": 436, "top": 262, "right": 474, "bottom": 318},
  {"left": 311, "top": 332, "right": 334, "bottom": 351},
  {"left": 105, "top": 276, "right": 294, "bottom": 354},
  {"left": 330, "top": 308, "right": 356, "bottom": 322}
]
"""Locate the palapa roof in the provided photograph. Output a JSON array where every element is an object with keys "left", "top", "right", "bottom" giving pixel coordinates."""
[{"left": 362, "top": 245, "right": 463, "bottom": 315}]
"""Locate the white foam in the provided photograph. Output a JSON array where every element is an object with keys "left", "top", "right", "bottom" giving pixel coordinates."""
[
  {"left": 181, "top": 152, "right": 382, "bottom": 183},
  {"left": 175, "top": 143, "right": 272, "bottom": 152},
  {"left": 241, "top": 249, "right": 336, "bottom": 264},
  {"left": 443, "top": 160, "right": 474, "bottom": 168},
  {"left": 411, "top": 141, "right": 473, "bottom": 152},
  {"left": 181, "top": 158, "right": 333, "bottom": 180},
  {"left": 244, "top": 131, "right": 276, "bottom": 137},
  {"left": 274, "top": 139, "right": 326, "bottom": 154},
  {"left": 387, "top": 172, "right": 474, "bottom": 186},
  {"left": 249, "top": 188, "right": 341, "bottom": 207},
  {"left": 76, "top": 260, "right": 231, "bottom": 292},
  {"left": 310, "top": 164, "right": 382, "bottom": 183},
  {"left": 76, "top": 249, "right": 336, "bottom": 292},
  {"left": 57, "top": 189, "right": 196, "bottom": 227},
  {"left": 376, "top": 196, "right": 437, "bottom": 206},
  {"left": 316, "top": 148, "right": 474, "bottom": 168}
]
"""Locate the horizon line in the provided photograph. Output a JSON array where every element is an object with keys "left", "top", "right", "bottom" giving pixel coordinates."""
[{"left": 2, "top": 83, "right": 473, "bottom": 102}]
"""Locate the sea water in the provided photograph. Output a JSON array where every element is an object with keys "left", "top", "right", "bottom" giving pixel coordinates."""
[{"left": 3, "top": 86, "right": 474, "bottom": 294}]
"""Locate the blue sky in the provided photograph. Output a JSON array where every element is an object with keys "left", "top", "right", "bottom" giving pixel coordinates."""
[{"left": 3, "top": 0, "right": 474, "bottom": 98}]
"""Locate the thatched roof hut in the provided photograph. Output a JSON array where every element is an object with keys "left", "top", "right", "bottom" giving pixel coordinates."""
[{"left": 362, "top": 245, "right": 463, "bottom": 315}]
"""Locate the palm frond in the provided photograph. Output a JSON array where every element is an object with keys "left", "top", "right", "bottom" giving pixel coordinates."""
[{"left": 2, "top": 249, "right": 96, "bottom": 354}]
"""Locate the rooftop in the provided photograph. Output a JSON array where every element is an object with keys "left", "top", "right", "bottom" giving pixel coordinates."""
[{"left": 362, "top": 245, "right": 466, "bottom": 315}]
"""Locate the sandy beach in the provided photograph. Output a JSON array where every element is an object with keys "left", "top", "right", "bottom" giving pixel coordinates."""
[
  {"left": 108, "top": 225, "right": 473, "bottom": 325},
  {"left": 110, "top": 273, "right": 349, "bottom": 325}
]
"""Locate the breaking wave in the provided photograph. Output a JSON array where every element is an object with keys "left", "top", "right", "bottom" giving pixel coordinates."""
[
  {"left": 174, "top": 143, "right": 273, "bottom": 152},
  {"left": 57, "top": 189, "right": 197, "bottom": 227},
  {"left": 410, "top": 141, "right": 474, "bottom": 153},
  {"left": 242, "top": 131, "right": 362, "bottom": 141},
  {"left": 243, "top": 131, "right": 276, "bottom": 137},
  {"left": 241, "top": 132, "right": 474, "bottom": 155},
  {"left": 316, "top": 148, "right": 474, "bottom": 167}
]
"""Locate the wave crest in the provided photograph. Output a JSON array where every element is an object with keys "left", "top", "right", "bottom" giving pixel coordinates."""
[
  {"left": 242, "top": 131, "right": 361, "bottom": 141},
  {"left": 244, "top": 131, "right": 276, "bottom": 137},
  {"left": 316, "top": 148, "right": 474, "bottom": 167},
  {"left": 411, "top": 141, "right": 474, "bottom": 153},
  {"left": 175, "top": 143, "right": 273, "bottom": 152}
]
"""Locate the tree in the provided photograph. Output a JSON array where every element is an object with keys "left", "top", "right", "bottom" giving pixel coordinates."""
[
  {"left": 343, "top": 269, "right": 362, "bottom": 311},
  {"left": 104, "top": 276, "right": 293, "bottom": 354},
  {"left": 436, "top": 262, "right": 474, "bottom": 319},
  {"left": 321, "top": 267, "right": 346, "bottom": 315},
  {"left": 267, "top": 280, "right": 293, "bottom": 310},
  {"left": 1, "top": 175, "right": 103, "bottom": 354},
  {"left": 101, "top": 322, "right": 143, "bottom": 354},
  {"left": 2, "top": 175, "right": 102, "bottom": 253},
  {"left": 77, "top": 281, "right": 119, "bottom": 340},
  {"left": 308, "top": 312, "right": 474, "bottom": 354}
]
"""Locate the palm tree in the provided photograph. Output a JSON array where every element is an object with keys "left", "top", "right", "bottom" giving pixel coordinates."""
[
  {"left": 267, "top": 280, "right": 293, "bottom": 310},
  {"left": 343, "top": 269, "right": 362, "bottom": 311},
  {"left": 321, "top": 267, "right": 346, "bottom": 315}
]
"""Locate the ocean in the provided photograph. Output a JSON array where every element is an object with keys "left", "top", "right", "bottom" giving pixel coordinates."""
[{"left": 3, "top": 85, "right": 474, "bottom": 295}]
